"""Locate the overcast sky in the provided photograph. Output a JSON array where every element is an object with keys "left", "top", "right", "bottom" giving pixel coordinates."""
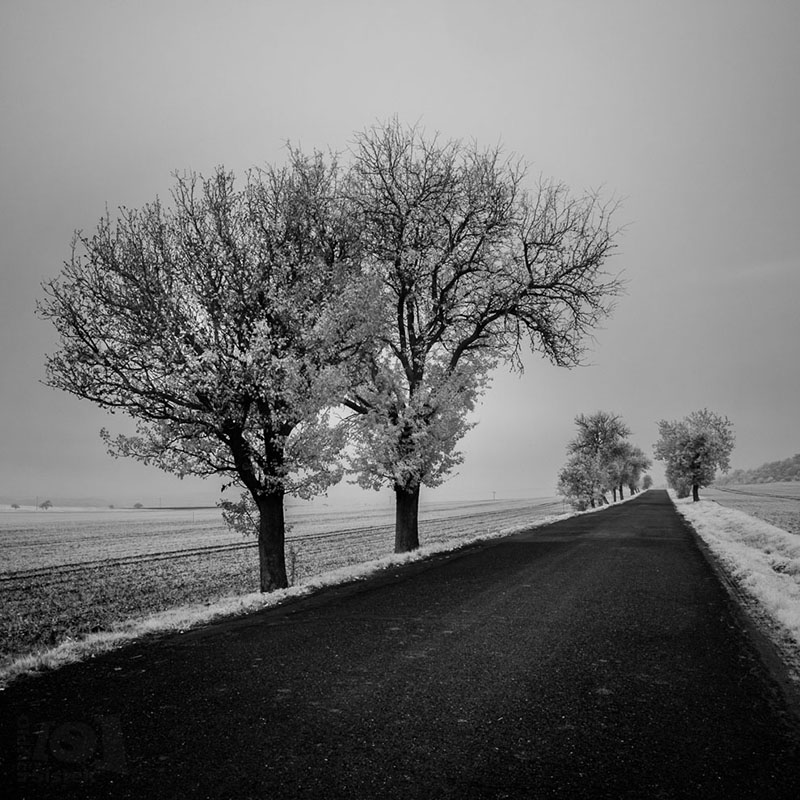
[{"left": 1, "top": 0, "right": 798, "bottom": 508}]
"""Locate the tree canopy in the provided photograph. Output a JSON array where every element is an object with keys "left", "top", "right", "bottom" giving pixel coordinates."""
[
  {"left": 343, "top": 120, "right": 624, "bottom": 550},
  {"left": 39, "top": 153, "right": 364, "bottom": 590},
  {"left": 653, "top": 409, "right": 735, "bottom": 501}
]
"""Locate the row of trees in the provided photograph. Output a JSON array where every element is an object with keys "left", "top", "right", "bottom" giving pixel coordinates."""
[
  {"left": 558, "top": 408, "right": 735, "bottom": 508},
  {"left": 715, "top": 453, "right": 800, "bottom": 485},
  {"left": 557, "top": 412, "right": 651, "bottom": 510},
  {"left": 39, "top": 119, "right": 624, "bottom": 591}
]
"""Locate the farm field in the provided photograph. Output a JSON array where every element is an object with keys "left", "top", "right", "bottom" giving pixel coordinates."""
[
  {"left": 704, "top": 481, "right": 800, "bottom": 535},
  {"left": 0, "top": 497, "right": 560, "bottom": 572},
  {"left": 0, "top": 497, "right": 563, "bottom": 670}
]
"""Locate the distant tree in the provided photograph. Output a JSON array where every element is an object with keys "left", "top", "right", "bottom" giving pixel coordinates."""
[
  {"left": 715, "top": 453, "right": 800, "bottom": 486},
  {"left": 39, "top": 153, "right": 364, "bottom": 591},
  {"left": 558, "top": 452, "right": 605, "bottom": 510},
  {"left": 666, "top": 462, "right": 692, "bottom": 499},
  {"left": 568, "top": 411, "right": 631, "bottom": 502},
  {"left": 40, "top": 500, "right": 52, "bottom": 510},
  {"left": 641, "top": 474, "right": 653, "bottom": 490},
  {"left": 133, "top": 502, "right": 144, "bottom": 509},
  {"left": 619, "top": 444, "right": 652, "bottom": 496},
  {"left": 344, "top": 119, "right": 624, "bottom": 551},
  {"left": 654, "top": 409, "right": 735, "bottom": 502},
  {"left": 558, "top": 412, "right": 650, "bottom": 507},
  {"left": 11, "top": 503, "right": 20, "bottom": 509}
]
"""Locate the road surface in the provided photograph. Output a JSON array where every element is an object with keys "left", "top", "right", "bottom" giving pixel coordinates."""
[{"left": 2, "top": 490, "right": 800, "bottom": 798}]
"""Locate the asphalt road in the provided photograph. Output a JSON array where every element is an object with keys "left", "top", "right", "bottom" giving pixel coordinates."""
[{"left": 2, "top": 490, "right": 800, "bottom": 799}]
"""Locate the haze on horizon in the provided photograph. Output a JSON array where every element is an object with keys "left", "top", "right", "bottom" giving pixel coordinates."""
[{"left": 1, "top": 0, "right": 798, "bottom": 509}]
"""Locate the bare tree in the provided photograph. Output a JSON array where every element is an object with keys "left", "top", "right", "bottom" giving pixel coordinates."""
[
  {"left": 344, "top": 120, "right": 624, "bottom": 551},
  {"left": 39, "top": 152, "right": 363, "bottom": 590}
]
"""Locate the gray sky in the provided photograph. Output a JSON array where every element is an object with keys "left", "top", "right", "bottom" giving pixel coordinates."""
[{"left": 1, "top": 0, "right": 798, "bottom": 507}]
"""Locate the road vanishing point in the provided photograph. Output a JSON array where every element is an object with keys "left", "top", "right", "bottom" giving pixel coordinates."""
[{"left": 2, "top": 490, "right": 800, "bottom": 799}]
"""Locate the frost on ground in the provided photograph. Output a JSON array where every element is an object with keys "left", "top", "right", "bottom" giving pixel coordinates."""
[
  {"left": 702, "top": 482, "right": 800, "bottom": 537},
  {"left": 672, "top": 493, "right": 800, "bottom": 678},
  {"left": 0, "top": 495, "right": 637, "bottom": 688}
]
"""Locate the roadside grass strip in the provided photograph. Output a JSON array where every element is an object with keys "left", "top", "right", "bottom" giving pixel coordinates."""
[
  {"left": 0, "top": 494, "right": 639, "bottom": 688},
  {"left": 673, "top": 494, "right": 800, "bottom": 671}
]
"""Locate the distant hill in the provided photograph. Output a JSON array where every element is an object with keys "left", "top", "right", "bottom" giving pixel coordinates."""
[{"left": 715, "top": 453, "right": 800, "bottom": 485}]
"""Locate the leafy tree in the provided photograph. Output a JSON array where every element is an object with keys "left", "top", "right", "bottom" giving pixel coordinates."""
[
  {"left": 641, "top": 474, "right": 653, "bottom": 490},
  {"left": 653, "top": 409, "right": 735, "bottom": 501},
  {"left": 344, "top": 120, "right": 624, "bottom": 551},
  {"left": 39, "top": 152, "right": 364, "bottom": 591},
  {"left": 11, "top": 503, "right": 20, "bottom": 510},
  {"left": 40, "top": 500, "right": 52, "bottom": 510}
]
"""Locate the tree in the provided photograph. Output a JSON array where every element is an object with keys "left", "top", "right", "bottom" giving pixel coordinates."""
[
  {"left": 616, "top": 443, "right": 651, "bottom": 497},
  {"left": 557, "top": 412, "right": 650, "bottom": 508},
  {"left": 343, "top": 119, "right": 624, "bottom": 551},
  {"left": 653, "top": 409, "right": 735, "bottom": 501},
  {"left": 568, "top": 411, "right": 631, "bottom": 503},
  {"left": 641, "top": 474, "right": 653, "bottom": 490},
  {"left": 715, "top": 453, "right": 800, "bottom": 485},
  {"left": 40, "top": 500, "right": 52, "bottom": 510},
  {"left": 39, "top": 152, "right": 364, "bottom": 591},
  {"left": 666, "top": 462, "right": 692, "bottom": 499},
  {"left": 558, "top": 451, "right": 605, "bottom": 510}
]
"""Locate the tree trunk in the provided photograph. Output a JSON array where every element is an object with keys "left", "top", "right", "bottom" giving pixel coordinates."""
[
  {"left": 692, "top": 484, "right": 700, "bottom": 502},
  {"left": 394, "top": 483, "right": 421, "bottom": 553},
  {"left": 619, "top": 483, "right": 624, "bottom": 500},
  {"left": 612, "top": 487, "right": 618, "bottom": 502},
  {"left": 256, "top": 491, "right": 288, "bottom": 591}
]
